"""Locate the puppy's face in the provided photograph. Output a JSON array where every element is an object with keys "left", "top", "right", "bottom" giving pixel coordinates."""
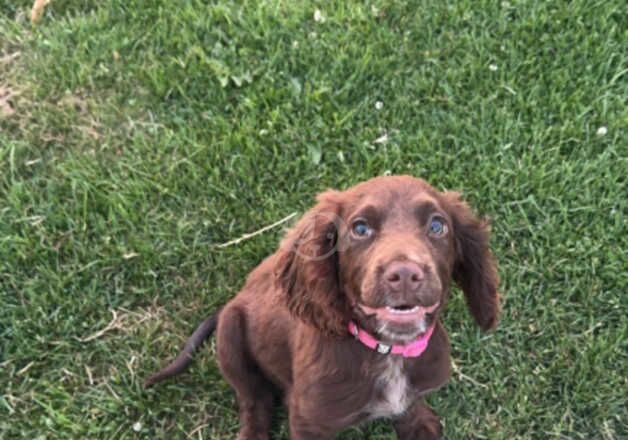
[
  {"left": 337, "top": 177, "right": 456, "bottom": 343},
  {"left": 276, "top": 175, "right": 499, "bottom": 340}
]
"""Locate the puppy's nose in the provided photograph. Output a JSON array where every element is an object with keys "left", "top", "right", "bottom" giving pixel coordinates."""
[{"left": 384, "top": 261, "right": 424, "bottom": 293}]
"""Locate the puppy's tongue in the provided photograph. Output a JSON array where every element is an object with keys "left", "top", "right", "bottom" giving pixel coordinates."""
[{"left": 360, "top": 303, "right": 439, "bottom": 324}]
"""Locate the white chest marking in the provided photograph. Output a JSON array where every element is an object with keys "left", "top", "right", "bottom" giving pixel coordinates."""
[{"left": 369, "top": 357, "right": 412, "bottom": 418}]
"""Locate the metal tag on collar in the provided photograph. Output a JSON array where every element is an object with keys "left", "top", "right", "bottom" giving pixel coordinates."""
[{"left": 376, "top": 343, "right": 391, "bottom": 354}]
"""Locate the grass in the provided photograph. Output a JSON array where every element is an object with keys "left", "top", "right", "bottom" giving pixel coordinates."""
[{"left": 0, "top": 0, "right": 626, "bottom": 438}]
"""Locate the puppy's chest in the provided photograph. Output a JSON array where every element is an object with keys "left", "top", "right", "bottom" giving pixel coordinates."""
[{"left": 367, "top": 357, "right": 414, "bottom": 418}]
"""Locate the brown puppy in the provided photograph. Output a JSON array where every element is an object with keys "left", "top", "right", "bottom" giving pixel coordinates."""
[{"left": 146, "top": 175, "right": 500, "bottom": 439}]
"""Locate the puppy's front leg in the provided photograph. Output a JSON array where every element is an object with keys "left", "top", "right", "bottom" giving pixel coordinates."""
[
  {"left": 288, "top": 390, "right": 353, "bottom": 440},
  {"left": 288, "top": 408, "right": 339, "bottom": 440},
  {"left": 392, "top": 399, "right": 442, "bottom": 440}
]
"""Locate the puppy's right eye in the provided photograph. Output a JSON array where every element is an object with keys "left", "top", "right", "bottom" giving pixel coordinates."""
[{"left": 352, "top": 220, "right": 372, "bottom": 238}]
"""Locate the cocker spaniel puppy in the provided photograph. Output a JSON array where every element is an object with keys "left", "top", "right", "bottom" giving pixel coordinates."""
[{"left": 147, "top": 175, "right": 500, "bottom": 439}]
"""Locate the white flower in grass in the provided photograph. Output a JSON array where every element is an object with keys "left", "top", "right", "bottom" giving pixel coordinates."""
[
  {"left": 314, "top": 10, "right": 325, "bottom": 23},
  {"left": 375, "top": 101, "right": 384, "bottom": 110},
  {"left": 596, "top": 126, "right": 608, "bottom": 136},
  {"left": 489, "top": 64, "right": 498, "bottom": 71},
  {"left": 132, "top": 422, "right": 142, "bottom": 432},
  {"left": 371, "top": 5, "right": 383, "bottom": 17},
  {"left": 374, "top": 133, "right": 389, "bottom": 144}
]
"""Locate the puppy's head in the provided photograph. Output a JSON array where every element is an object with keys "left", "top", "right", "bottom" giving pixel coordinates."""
[{"left": 275, "top": 176, "right": 500, "bottom": 342}]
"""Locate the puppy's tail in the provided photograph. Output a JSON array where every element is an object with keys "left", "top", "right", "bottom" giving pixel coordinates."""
[{"left": 144, "top": 308, "right": 222, "bottom": 387}]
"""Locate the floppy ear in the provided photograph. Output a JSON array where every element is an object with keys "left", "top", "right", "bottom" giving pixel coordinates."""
[
  {"left": 444, "top": 192, "right": 500, "bottom": 330},
  {"left": 274, "top": 190, "right": 349, "bottom": 336}
]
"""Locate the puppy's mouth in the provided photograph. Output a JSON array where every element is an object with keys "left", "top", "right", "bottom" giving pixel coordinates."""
[{"left": 359, "top": 302, "right": 440, "bottom": 324}]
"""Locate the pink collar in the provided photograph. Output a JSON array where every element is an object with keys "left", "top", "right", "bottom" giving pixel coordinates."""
[{"left": 348, "top": 320, "right": 435, "bottom": 358}]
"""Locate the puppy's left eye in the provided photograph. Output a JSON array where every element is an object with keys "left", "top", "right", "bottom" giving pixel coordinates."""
[{"left": 429, "top": 217, "right": 447, "bottom": 236}]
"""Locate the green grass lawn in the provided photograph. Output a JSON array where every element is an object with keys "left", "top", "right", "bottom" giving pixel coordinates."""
[{"left": 1, "top": 0, "right": 626, "bottom": 438}]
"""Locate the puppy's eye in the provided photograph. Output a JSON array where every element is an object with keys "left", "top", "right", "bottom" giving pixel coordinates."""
[
  {"left": 352, "top": 220, "right": 372, "bottom": 238},
  {"left": 429, "top": 217, "right": 447, "bottom": 236}
]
